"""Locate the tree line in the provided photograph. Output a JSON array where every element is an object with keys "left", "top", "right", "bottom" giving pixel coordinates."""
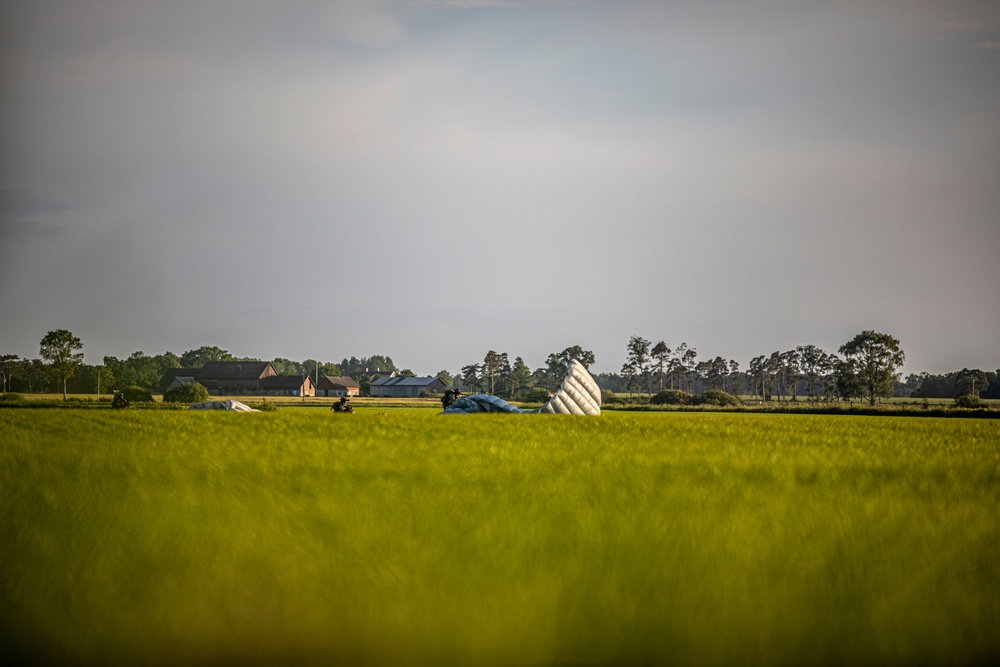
[
  {"left": 2, "top": 329, "right": 996, "bottom": 404},
  {"left": 0, "top": 337, "right": 408, "bottom": 399}
]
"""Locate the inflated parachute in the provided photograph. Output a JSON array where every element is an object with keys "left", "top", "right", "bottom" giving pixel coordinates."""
[{"left": 441, "top": 359, "right": 601, "bottom": 415}]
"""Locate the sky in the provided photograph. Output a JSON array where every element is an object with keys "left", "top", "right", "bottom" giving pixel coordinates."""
[{"left": 1, "top": 0, "right": 998, "bottom": 377}]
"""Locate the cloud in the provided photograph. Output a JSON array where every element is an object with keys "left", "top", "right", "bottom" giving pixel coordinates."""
[{"left": 973, "top": 40, "right": 1000, "bottom": 49}]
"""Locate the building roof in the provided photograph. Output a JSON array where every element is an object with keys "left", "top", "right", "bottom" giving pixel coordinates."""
[
  {"left": 317, "top": 376, "right": 360, "bottom": 389},
  {"left": 260, "top": 375, "right": 313, "bottom": 389},
  {"left": 199, "top": 361, "right": 274, "bottom": 380},
  {"left": 370, "top": 376, "right": 442, "bottom": 387}
]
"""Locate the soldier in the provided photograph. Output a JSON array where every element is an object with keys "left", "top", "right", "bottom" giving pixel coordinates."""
[{"left": 441, "top": 389, "right": 463, "bottom": 410}]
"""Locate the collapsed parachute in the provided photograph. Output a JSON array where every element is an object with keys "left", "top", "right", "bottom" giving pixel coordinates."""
[
  {"left": 188, "top": 400, "right": 259, "bottom": 412},
  {"left": 441, "top": 359, "right": 601, "bottom": 415}
]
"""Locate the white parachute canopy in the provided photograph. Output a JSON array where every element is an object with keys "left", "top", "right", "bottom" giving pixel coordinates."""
[
  {"left": 188, "top": 400, "right": 259, "bottom": 412},
  {"left": 536, "top": 359, "right": 602, "bottom": 415}
]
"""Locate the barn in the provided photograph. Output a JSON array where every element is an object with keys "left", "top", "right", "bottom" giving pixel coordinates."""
[
  {"left": 369, "top": 376, "right": 446, "bottom": 398},
  {"left": 158, "top": 361, "right": 277, "bottom": 395},
  {"left": 316, "top": 376, "right": 361, "bottom": 397},
  {"left": 260, "top": 375, "right": 315, "bottom": 397}
]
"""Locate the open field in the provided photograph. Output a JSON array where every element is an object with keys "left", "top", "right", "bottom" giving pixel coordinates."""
[{"left": 2, "top": 410, "right": 998, "bottom": 665}]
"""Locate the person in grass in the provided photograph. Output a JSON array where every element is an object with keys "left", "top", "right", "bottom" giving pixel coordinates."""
[
  {"left": 332, "top": 396, "right": 354, "bottom": 413},
  {"left": 441, "top": 389, "right": 462, "bottom": 410}
]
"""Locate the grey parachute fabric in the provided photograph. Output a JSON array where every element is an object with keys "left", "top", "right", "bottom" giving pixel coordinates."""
[
  {"left": 441, "top": 359, "right": 601, "bottom": 415},
  {"left": 188, "top": 400, "right": 259, "bottom": 412}
]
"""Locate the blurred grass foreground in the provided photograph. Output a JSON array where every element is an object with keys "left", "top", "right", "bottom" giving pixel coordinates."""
[{"left": 2, "top": 409, "right": 999, "bottom": 665}]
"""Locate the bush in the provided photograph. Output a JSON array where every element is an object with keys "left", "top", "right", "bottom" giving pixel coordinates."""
[
  {"left": 601, "top": 390, "right": 623, "bottom": 405},
  {"left": 954, "top": 394, "right": 983, "bottom": 409},
  {"left": 692, "top": 390, "right": 742, "bottom": 407},
  {"left": 163, "top": 382, "right": 210, "bottom": 404},
  {"left": 520, "top": 387, "right": 552, "bottom": 404},
  {"left": 0, "top": 392, "right": 27, "bottom": 406},
  {"left": 651, "top": 390, "right": 691, "bottom": 405},
  {"left": 246, "top": 400, "right": 279, "bottom": 412},
  {"left": 121, "top": 386, "right": 154, "bottom": 403}
]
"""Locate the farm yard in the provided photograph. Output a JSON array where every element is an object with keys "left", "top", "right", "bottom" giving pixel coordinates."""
[{"left": 2, "top": 408, "right": 998, "bottom": 665}]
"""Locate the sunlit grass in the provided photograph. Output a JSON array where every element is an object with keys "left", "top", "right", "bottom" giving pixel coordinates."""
[{"left": 1, "top": 410, "right": 998, "bottom": 665}]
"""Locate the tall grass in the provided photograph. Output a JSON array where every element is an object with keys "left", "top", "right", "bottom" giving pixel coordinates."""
[{"left": 1, "top": 410, "right": 998, "bottom": 665}]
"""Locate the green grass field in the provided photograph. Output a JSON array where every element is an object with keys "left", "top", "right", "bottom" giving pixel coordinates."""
[{"left": 2, "top": 409, "right": 998, "bottom": 665}]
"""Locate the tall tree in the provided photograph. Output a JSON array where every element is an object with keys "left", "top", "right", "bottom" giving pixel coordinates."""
[
  {"left": 620, "top": 360, "right": 637, "bottom": 401},
  {"left": 839, "top": 331, "right": 905, "bottom": 406},
  {"left": 482, "top": 351, "right": 501, "bottom": 394},
  {"left": 40, "top": 329, "right": 84, "bottom": 400},
  {"left": 509, "top": 357, "right": 533, "bottom": 393},
  {"left": 780, "top": 349, "right": 800, "bottom": 401},
  {"left": 460, "top": 364, "right": 482, "bottom": 393},
  {"left": 796, "top": 345, "right": 828, "bottom": 401},
  {"left": 625, "top": 336, "right": 652, "bottom": 397},
  {"left": 651, "top": 341, "right": 670, "bottom": 392},
  {"left": 1, "top": 354, "right": 19, "bottom": 393},
  {"left": 727, "top": 360, "right": 741, "bottom": 395}
]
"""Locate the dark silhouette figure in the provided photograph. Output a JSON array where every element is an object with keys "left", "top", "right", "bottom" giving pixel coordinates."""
[
  {"left": 441, "top": 389, "right": 463, "bottom": 410},
  {"left": 332, "top": 396, "right": 354, "bottom": 413}
]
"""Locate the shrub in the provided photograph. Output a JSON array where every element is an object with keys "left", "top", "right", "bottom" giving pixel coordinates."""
[
  {"left": 692, "top": 390, "right": 742, "bottom": 407},
  {"left": 601, "top": 390, "right": 623, "bottom": 405},
  {"left": 163, "top": 382, "right": 210, "bottom": 404},
  {"left": 650, "top": 390, "right": 691, "bottom": 405},
  {"left": 520, "top": 387, "right": 552, "bottom": 404},
  {"left": 953, "top": 394, "right": 983, "bottom": 409},
  {"left": 0, "top": 392, "right": 27, "bottom": 406},
  {"left": 121, "top": 386, "right": 154, "bottom": 403}
]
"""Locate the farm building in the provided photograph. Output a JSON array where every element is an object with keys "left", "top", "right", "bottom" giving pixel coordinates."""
[
  {"left": 316, "top": 376, "right": 361, "bottom": 397},
  {"left": 369, "top": 376, "right": 446, "bottom": 398},
  {"left": 260, "top": 375, "right": 315, "bottom": 397},
  {"left": 158, "top": 361, "right": 276, "bottom": 394},
  {"left": 157, "top": 361, "right": 311, "bottom": 396}
]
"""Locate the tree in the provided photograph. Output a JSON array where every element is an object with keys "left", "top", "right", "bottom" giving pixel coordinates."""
[
  {"left": 839, "top": 330, "right": 905, "bottom": 406},
  {"left": 727, "top": 360, "right": 742, "bottom": 395},
  {"left": 482, "top": 351, "right": 501, "bottom": 394},
  {"left": 797, "top": 345, "right": 828, "bottom": 401},
  {"left": 620, "top": 360, "right": 637, "bottom": 401},
  {"left": 180, "top": 346, "right": 233, "bottom": 367},
  {"left": 509, "top": 357, "right": 533, "bottom": 393},
  {"left": 625, "top": 336, "right": 652, "bottom": 397},
  {"left": 834, "top": 360, "right": 862, "bottom": 402},
  {"left": 1, "top": 354, "right": 19, "bottom": 393},
  {"left": 556, "top": 345, "right": 595, "bottom": 369},
  {"left": 40, "top": 329, "right": 84, "bottom": 400},
  {"left": 779, "top": 349, "right": 800, "bottom": 401},
  {"left": 651, "top": 342, "right": 670, "bottom": 392},
  {"left": 436, "top": 370, "right": 454, "bottom": 388},
  {"left": 460, "top": 364, "right": 482, "bottom": 393}
]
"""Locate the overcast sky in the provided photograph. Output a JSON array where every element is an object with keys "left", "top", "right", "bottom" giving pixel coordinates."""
[{"left": 2, "top": 0, "right": 998, "bottom": 376}]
